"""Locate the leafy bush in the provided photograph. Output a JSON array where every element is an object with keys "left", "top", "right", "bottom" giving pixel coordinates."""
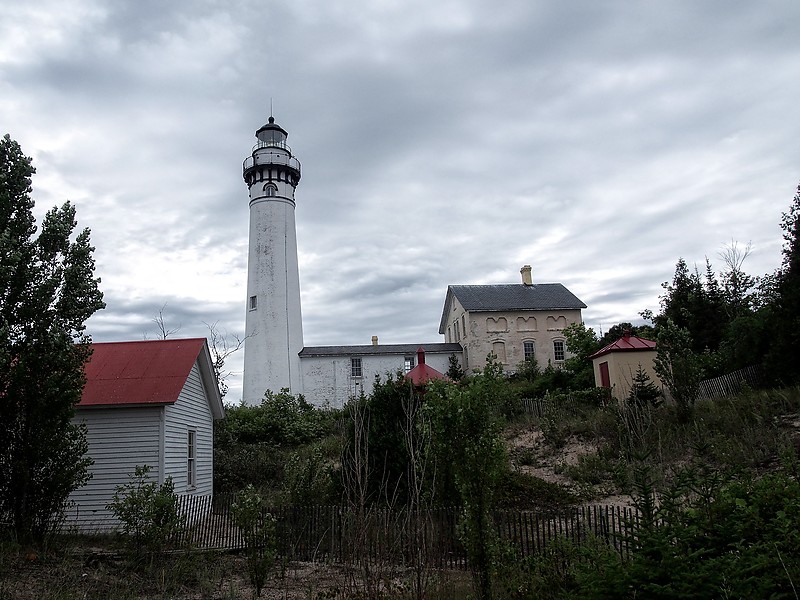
[
  {"left": 214, "top": 391, "right": 340, "bottom": 496},
  {"left": 496, "top": 471, "right": 578, "bottom": 512},
  {"left": 283, "top": 445, "right": 339, "bottom": 506},
  {"left": 107, "top": 465, "right": 185, "bottom": 560},
  {"left": 216, "top": 390, "right": 332, "bottom": 449},
  {"left": 575, "top": 462, "right": 800, "bottom": 599},
  {"left": 214, "top": 443, "right": 287, "bottom": 497},
  {"left": 231, "top": 485, "right": 277, "bottom": 598}
]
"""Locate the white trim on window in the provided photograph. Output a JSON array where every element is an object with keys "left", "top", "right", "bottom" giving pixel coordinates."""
[
  {"left": 350, "top": 357, "right": 363, "bottom": 378},
  {"left": 187, "top": 429, "right": 196, "bottom": 489}
]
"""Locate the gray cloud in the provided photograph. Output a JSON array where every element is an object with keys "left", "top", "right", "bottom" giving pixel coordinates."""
[{"left": 3, "top": 0, "right": 799, "bottom": 402}]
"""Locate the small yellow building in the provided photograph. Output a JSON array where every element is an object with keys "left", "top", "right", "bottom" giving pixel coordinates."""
[{"left": 589, "top": 333, "right": 662, "bottom": 402}]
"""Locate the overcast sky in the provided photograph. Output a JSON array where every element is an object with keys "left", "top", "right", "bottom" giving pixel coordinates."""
[{"left": 3, "top": 1, "right": 798, "bottom": 403}]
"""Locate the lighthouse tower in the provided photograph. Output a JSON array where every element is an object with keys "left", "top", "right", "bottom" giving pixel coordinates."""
[{"left": 241, "top": 116, "right": 304, "bottom": 404}]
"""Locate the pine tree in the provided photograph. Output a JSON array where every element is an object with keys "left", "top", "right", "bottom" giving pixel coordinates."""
[
  {"left": 0, "top": 135, "right": 105, "bottom": 543},
  {"left": 767, "top": 183, "right": 800, "bottom": 384},
  {"left": 627, "top": 364, "right": 662, "bottom": 407}
]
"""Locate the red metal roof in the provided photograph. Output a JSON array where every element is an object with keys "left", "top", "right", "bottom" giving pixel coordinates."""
[
  {"left": 80, "top": 338, "right": 208, "bottom": 407},
  {"left": 589, "top": 334, "right": 656, "bottom": 360},
  {"left": 405, "top": 347, "right": 449, "bottom": 386}
]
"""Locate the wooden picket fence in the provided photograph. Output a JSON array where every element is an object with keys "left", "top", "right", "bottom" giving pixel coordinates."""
[
  {"left": 698, "top": 365, "right": 763, "bottom": 400},
  {"left": 172, "top": 498, "right": 639, "bottom": 568}
]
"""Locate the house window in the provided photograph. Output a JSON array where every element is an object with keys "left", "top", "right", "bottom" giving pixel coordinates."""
[
  {"left": 461, "top": 315, "right": 466, "bottom": 339},
  {"left": 187, "top": 430, "right": 196, "bottom": 489},
  {"left": 523, "top": 341, "right": 535, "bottom": 361},
  {"left": 553, "top": 340, "right": 565, "bottom": 362},
  {"left": 351, "top": 357, "right": 362, "bottom": 377},
  {"left": 492, "top": 341, "right": 506, "bottom": 363},
  {"left": 249, "top": 295, "right": 257, "bottom": 310},
  {"left": 404, "top": 356, "right": 415, "bottom": 373}
]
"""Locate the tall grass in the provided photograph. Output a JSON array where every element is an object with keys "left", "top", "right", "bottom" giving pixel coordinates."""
[{"left": 531, "top": 386, "right": 800, "bottom": 494}]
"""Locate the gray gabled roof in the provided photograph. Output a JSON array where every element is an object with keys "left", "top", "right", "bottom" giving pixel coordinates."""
[
  {"left": 300, "top": 343, "right": 462, "bottom": 358},
  {"left": 439, "top": 283, "right": 586, "bottom": 333}
]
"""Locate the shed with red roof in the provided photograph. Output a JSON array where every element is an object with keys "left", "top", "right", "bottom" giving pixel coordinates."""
[
  {"left": 66, "top": 338, "right": 224, "bottom": 530},
  {"left": 589, "top": 332, "right": 662, "bottom": 402},
  {"left": 404, "top": 347, "right": 450, "bottom": 387}
]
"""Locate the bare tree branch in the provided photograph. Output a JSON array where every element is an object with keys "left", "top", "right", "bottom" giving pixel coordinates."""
[
  {"left": 203, "top": 321, "right": 249, "bottom": 399},
  {"left": 148, "top": 303, "right": 181, "bottom": 340}
]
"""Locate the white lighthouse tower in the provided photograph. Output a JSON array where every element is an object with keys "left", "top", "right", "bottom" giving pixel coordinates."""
[{"left": 241, "top": 116, "right": 304, "bottom": 404}]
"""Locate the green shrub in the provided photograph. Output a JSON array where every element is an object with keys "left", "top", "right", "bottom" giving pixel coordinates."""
[
  {"left": 107, "top": 465, "right": 185, "bottom": 560},
  {"left": 283, "top": 445, "right": 338, "bottom": 506},
  {"left": 575, "top": 463, "right": 800, "bottom": 599},
  {"left": 496, "top": 471, "right": 578, "bottom": 512},
  {"left": 231, "top": 485, "right": 277, "bottom": 598}
]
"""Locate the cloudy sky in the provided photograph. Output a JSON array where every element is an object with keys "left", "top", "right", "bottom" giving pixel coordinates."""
[{"left": 3, "top": 1, "right": 798, "bottom": 402}]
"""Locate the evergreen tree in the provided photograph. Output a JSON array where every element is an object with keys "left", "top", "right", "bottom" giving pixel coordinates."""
[
  {"left": 446, "top": 353, "right": 465, "bottom": 381},
  {"left": 766, "top": 182, "right": 800, "bottom": 384},
  {"left": 657, "top": 258, "right": 729, "bottom": 361},
  {"left": 627, "top": 364, "right": 662, "bottom": 407},
  {"left": 599, "top": 322, "right": 656, "bottom": 346},
  {"left": 0, "top": 135, "right": 105, "bottom": 543}
]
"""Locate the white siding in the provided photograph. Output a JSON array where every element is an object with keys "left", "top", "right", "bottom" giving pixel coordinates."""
[
  {"left": 163, "top": 363, "right": 215, "bottom": 496},
  {"left": 66, "top": 406, "right": 163, "bottom": 531},
  {"left": 301, "top": 352, "right": 455, "bottom": 407}
]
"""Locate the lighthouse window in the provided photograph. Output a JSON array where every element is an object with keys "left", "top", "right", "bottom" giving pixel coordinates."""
[
  {"left": 263, "top": 183, "right": 277, "bottom": 197},
  {"left": 249, "top": 295, "right": 257, "bottom": 310}
]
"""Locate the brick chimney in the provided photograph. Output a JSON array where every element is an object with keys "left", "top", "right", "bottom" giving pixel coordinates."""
[
  {"left": 520, "top": 265, "right": 533, "bottom": 286},
  {"left": 371, "top": 335, "right": 378, "bottom": 346}
]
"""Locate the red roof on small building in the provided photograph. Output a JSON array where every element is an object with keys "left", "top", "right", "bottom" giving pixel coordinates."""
[
  {"left": 589, "top": 334, "right": 656, "bottom": 360},
  {"left": 405, "top": 347, "right": 449, "bottom": 386},
  {"left": 80, "top": 338, "right": 209, "bottom": 407}
]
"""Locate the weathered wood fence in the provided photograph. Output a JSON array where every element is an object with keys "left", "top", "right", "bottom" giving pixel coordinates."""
[
  {"left": 173, "top": 498, "right": 639, "bottom": 568},
  {"left": 698, "top": 365, "right": 763, "bottom": 400}
]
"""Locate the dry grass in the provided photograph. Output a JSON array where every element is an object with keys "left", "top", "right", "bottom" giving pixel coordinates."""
[{"left": 0, "top": 540, "right": 473, "bottom": 600}]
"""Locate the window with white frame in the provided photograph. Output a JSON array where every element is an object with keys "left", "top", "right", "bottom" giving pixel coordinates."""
[
  {"left": 404, "top": 356, "right": 415, "bottom": 373},
  {"left": 553, "top": 340, "right": 565, "bottom": 362},
  {"left": 187, "top": 429, "right": 196, "bottom": 489},
  {"left": 523, "top": 341, "right": 535, "bottom": 361},
  {"left": 351, "top": 357, "right": 363, "bottom": 377}
]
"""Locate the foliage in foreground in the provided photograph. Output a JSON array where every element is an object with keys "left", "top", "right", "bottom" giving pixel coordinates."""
[
  {"left": 571, "top": 462, "right": 800, "bottom": 599},
  {"left": 214, "top": 389, "right": 340, "bottom": 500},
  {"left": 231, "top": 485, "right": 278, "bottom": 598},
  {"left": 0, "top": 134, "right": 105, "bottom": 545},
  {"left": 107, "top": 465, "right": 186, "bottom": 561},
  {"left": 425, "top": 358, "right": 509, "bottom": 600}
]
